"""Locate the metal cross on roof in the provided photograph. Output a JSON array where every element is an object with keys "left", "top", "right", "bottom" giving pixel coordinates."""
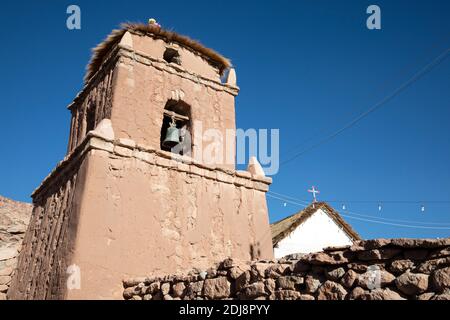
[{"left": 308, "top": 186, "right": 320, "bottom": 203}]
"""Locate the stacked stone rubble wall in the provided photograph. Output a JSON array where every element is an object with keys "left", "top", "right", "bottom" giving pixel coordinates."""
[
  {"left": 123, "top": 238, "right": 450, "bottom": 300},
  {"left": 0, "top": 196, "right": 32, "bottom": 300}
]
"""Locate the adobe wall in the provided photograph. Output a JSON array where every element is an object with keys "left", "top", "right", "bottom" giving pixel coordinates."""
[
  {"left": 111, "top": 34, "right": 238, "bottom": 169},
  {"left": 67, "top": 61, "right": 116, "bottom": 153},
  {"left": 123, "top": 238, "right": 450, "bottom": 300},
  {"left": 7, "top": 152, "right": 90, "bottom": 300},
  {"left": 8, "top": 131, "right": 273, "bottom": 300}
]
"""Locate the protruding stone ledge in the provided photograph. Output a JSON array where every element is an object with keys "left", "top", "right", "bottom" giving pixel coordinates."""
[{"left": 32, "top": 131, "right": 272, "bottom": 199}]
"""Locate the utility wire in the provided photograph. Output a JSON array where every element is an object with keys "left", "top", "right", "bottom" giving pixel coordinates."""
[
  {"left": 282, "top": 36, "right": 450, "bottom": 159},
  {"left": 268, "top": 191, "right": 450, "bottom": 204},
  {"left": 268, "top": 191, "right": 450, "bottom": 226},
  {"left": 281, "top": 46, "right": 450, "bottom": 165},
  {"left": 267, "top": 192, "right": 450, "bottom": 228}
]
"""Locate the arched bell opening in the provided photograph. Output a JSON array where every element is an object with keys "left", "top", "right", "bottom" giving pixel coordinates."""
[{"left": 160, "top": 100, "right": 192, "bottom": 156}]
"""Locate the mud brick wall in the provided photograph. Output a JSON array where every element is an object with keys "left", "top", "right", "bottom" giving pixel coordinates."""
[
  {"left": 7, "top": 167, "right": 84, "bottom": 300},
  {"left": 67, "top": 62, "right": 115, "bottom": 153},
  {"left": 123, "top": 238, "right": 450, "bottom": 300},
  {"left": 8, "top": 130, "right": 273, "bottom": 299}
]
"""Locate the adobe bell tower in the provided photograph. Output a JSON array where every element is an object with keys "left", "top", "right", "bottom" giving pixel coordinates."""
[{"left": 9, "top": 22, "right": 273, "bottom": 300}]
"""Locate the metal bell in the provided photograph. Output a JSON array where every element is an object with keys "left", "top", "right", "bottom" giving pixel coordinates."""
[{"left": 162, "top": 125, "right": 180, "bottom": 148}]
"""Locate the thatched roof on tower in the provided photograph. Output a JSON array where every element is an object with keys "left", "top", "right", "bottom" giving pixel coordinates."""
[{"left": 85, "top": 22, "right": 231, "bottom": 83}]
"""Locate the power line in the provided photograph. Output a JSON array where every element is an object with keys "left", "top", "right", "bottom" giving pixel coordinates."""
[
  {"left": 268, "top": 191, "right": 450, "bottom": 204},
  {"left": 268, "top": 191, "right": 450, "bottom": 226},
  {"left": 282, "top": 35, "right": 450, "bottom": 160},
  {"left": 267, "top": 192, "right": 450, "bottom": 228},
  {"left": 281, "top": 46, "right": 450, "bottom": 165}
]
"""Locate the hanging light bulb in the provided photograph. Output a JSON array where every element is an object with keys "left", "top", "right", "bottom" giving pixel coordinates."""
[
  {"left": 283, "top": 202, "right": 287, "bottom": 207},
  {"left": 378, "top": 203, "right": 382, "bottom": 212},
  {"left": 421, "top": 205, "right": 425, "bottom": 213},
  {"left": 342, "top": 204, "right": 346, "bottom": 210}
]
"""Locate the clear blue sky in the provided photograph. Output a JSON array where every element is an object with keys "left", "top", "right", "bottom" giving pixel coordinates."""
[{"left": 0, "top": 0, "right": 449, "bottom": 240}]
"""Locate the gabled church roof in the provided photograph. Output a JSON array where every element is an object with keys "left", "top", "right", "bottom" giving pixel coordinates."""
[
  {"left": 85, "top": 22, "right": 231, "bottom": 83},
  {"left": 271, "top": 202, "right": 361, "bottom": 246}
]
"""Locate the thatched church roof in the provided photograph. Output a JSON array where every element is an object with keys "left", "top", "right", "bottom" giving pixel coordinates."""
[
  {"left": 85, "top": 22, "right": 231, "bottom": 83},
  {"left": 271, "top": 202, "right": 361, "bottom": 246}
]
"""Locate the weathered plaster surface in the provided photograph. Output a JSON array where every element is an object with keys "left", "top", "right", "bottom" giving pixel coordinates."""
[
  {"left": 9, "top": 30, "right": 272, "bottom": 300},
  {"left": 9, "top": 133, "right": 273, "bottom": 300}
]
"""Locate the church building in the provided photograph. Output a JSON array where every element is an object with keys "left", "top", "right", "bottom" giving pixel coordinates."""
[
  {"left": 271, "top": 202, "right": 361, "bottom": 259},
  {"left": 8, "top": 22, "right": 274, "bottom": 300}
]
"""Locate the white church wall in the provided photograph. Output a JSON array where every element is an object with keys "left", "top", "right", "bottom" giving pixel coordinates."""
[{"left": 273, "top": 208, "right": 353, "bottom": 259}]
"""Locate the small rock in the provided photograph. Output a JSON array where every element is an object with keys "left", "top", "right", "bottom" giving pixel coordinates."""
[
  {"left": 161, "top": 282, "right": 170, "bottom": 295},
  {"left": 327, "top": 267, "right": 346, "bottom": 281},
  {"left": 264, "top": 279, "right": 276, "bottom": 293},
  {"left": 199, "top": 271, "right": 207, "bottom": 280},
  {"left": 143, "top": 294, "right": 152, "bottom": 300},
  {"left": 235, "top": 271, "right": 251, "bottom": 292},
  {"left": 417, "top": 292, "right": 435, "bottom": 300},
  {"left": 147, "top": 282, "right": 160, "bottom": 294},
  {"left": 229, "top": 265, "right": 250, "bottom": 279},
  {"left": 358, "top": 248, "right": 401, "bottom": 261},
  {"left": 347, "top": 263, "right": 368, "bottom": 273},
  {"left": 316, "top": 281, "right": 347, "bottom": 300},
  {"left": 274, "top": 290, "right": 301, "bottom": 300},
  {"left": 304, "top": 252, "right": 349, "bottom": 265},
  {"left": 205, "top": 267, "right": 217, "bottom": 279},
  {"left": 251, "top": 263, "right": 270, "bottom": 279},
  {"left": 123, "top": 286, "right": 138, "bottom": 299},
  {"left": 431, "top": 292, "right": 450, "bottom": 300},
  {"left": 172, "top": 282, "right": 186, "bottom": 298},
  {"left": 348, "top": 287, "right": 366, "bottom": 300},
  {"left": 360, "top": 288, "right": 405, "bottom": 300},
  {"left": 357, "top": 269, "right": 395, "bottom": 289},
  {"left": 389, "top": 259, "right": 415, "bottom": 274},
  {"left": 0, "top": 284, "right": 8, "bottom": 293},
  {"left": 416, "top": 257, "right": 450, "bottom": 274},
  {"left": 240, "top": 282, "right": 266, "bottom": 299},
  {"left": 220, "top": 258, "right": 235, "bottom": 269},
  {"left": 353, "top": 239, "right": 392, "bottom": 250},
  {"left": 276, "top": 276, "right": 303, "bottom": 290},
  {"left": 304, "top": 275, "right": 323, "bottom": 294},
  {"left": 186, "top": 281, "right": 204, "bottom": 295},
  {"left": 340, "top": 269, "right": 359, "bottom": 288},
  {"left": 163, "top": 294, "right": 173, "bottom": 300},
  {"left": 395, "top": 271, "right": 429, "bottom": 295},
  {"left": 431, "top": 267, "right": 450, "bottom": 293},
  {"left": 203, "top": 277, "right": 230, "bottom": 299},
  {"left": 298, "top": 294, "right": 315, "bottom": 300}
]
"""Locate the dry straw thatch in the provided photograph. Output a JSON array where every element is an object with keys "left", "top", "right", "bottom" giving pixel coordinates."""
[{"left": 85, "top": 22, "right": 231, "bottom": 83}]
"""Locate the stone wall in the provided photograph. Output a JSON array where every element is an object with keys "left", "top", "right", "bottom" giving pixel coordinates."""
[
  {"left": 0, "top": 196, "right": 32, "bottom": 300},
  {"left": 123, "top": 238, "right": 450, "bottom": 300}
]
